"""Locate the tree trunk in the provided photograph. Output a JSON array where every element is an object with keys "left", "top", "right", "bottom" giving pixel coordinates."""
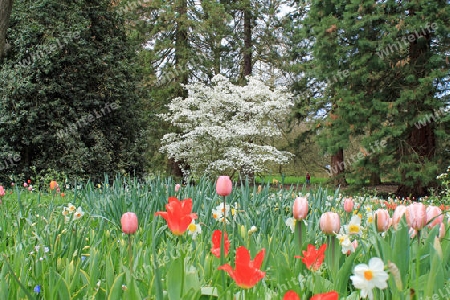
[
  {"left": 396, "top": 5, "right": 435, "bottom": 198},
  {"left": 170, "top": 0, "right": 189, "bottom": 177},
  {"left": 0, "top": 0, "right": 13, "bottom": 61},
  {"left": 369, "top": 156, "right": 381, "bottom": 185},
  {"left": 331, "top": 148, "right": 347, "bottom": 186},
  {"left": 243, "top": 6, "right": 252, "bottom": 77}
]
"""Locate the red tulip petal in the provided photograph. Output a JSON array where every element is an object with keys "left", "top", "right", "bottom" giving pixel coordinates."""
[
  {"left": 252, "top": 249, "right": 265, "bottom": 269},
  {"left": 235, "top": 246, "right": 251, "bottom": 266}
]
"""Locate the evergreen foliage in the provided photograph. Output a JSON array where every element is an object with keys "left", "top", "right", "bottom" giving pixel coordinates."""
[{"left": 0, "top": 0, "right": 147, "bottom": 183}]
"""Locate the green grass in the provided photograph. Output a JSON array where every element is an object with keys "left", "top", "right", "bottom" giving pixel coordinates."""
[{"left": 255, "top": 175, "right": 329, "bottom": 185}]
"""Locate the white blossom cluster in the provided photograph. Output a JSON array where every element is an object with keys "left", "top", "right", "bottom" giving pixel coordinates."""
[{"left": 160, "top": 74, "right": 294, "bottom": 176}]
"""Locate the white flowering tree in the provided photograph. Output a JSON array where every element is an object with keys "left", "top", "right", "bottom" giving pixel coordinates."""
[{"left": 160, "top": 74, "right": 294, "bottom": 177}]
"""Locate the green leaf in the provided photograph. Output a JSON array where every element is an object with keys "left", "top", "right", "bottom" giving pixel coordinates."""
[
  {"left": 167, "top": 256, "right": 184, "bottom": 300},
  {"left": 107, "top": 273, "right": 125, "bottom": 300}
]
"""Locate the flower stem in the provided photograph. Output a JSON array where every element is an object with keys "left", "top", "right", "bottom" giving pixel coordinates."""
[
  {"left": 128, "top": 234, "right": 132, "bottom": 273},
  {"left": 220, "top": 195, "right": 227, "bottom": 292},
  {"left": 296, "top": 219, "right": 303, "bottom": 250},
  {"left": 416, "top": 230, "right": 421, "bottom": 290}
]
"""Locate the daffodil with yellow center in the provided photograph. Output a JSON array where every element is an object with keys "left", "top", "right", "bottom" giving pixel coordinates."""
[{"left": 345, "top": 215, "right": 364, "bottom": 235}]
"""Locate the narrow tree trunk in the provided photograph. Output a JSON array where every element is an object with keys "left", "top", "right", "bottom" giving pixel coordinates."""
[
  {"left": 0, "top": 0, "right": 13, "bottom": 61},
  {"left": 369, "top": 156, "right": 381, "bottom": 185},
  {"left": 170, "top": 0, "right": 189, "bottom": 177},
  {"left": 243, "top": 7, "right": 252, "bottom": 77},
  {"left": 331, "top": 148, "right": 347, "bottom": 186}
]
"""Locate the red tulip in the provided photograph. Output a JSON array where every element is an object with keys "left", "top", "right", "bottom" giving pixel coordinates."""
[
  {"left": 310, "top": 291, "right": 339, "bottom": 300},
  {"left": 392, "top": 205, "right": 407, "bottom": 229},
  {"left": 343, "top": 198, "right": 354, "bottom": 213},
  {"left": 319, "top": 212, "right": 340, "bottom": 234},
  {"left": 405, "top": 203, "right": 427, "bottom": 231},
  {"left": 218, "top": 246, "right": 265, "bottom": 289},
  {"left": 211, "top": 229, "right": 230, "bottom": 258},
  {"left": 426, "top": 205, "right": 443, "bottom": 228},
  {"left": 155, "top": 197, "right": 198, "bottom": 235},
  {"left": 295, "top": 243, "right": 327, "bottom": 271},
  {"left": 283, "top": 290, "right": 300, "bottom": 300},
  {"left": 293, "top": 197, "right": 308, "bottom": 220},
  {"left": 49, "top": 180, "right": 58, "bottom": 190},
  {"left": 121, "top": 212, "right": 138, "bottom": 234},
  {"left": 216, "top": 176, "right": 232, "bottom": 197},
  {"left": 374, "top": 209, "right": 390, "bottom": 232}
]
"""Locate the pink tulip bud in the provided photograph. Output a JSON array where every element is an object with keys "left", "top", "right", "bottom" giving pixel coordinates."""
[
  {"left": 374, "top": 209, "right": 390, "bottom": 232},
  {"left": 121, "top": 212, "right": 139, "bottom": 234},
  {"left": 175, "top": 184, "right": 181, "bottom": 192},
  {"left": 319, "top": 212, "right": 340, "bottom": 234},
  {"left": 293, "top": 197, "right": 308, "bottom": 220},
  {"left": 216, "top": 176, "right": 232, "bottom": 197},
  {"left": 23, "top": 182, "right": 28, "bottom": 187},
  {"left": 392, "top": 205, "right": 407, "bottom": 229},
  {"left": 405, "top": 203, "right": 427, "bottom": 231},
  {"left": 426, "top": 205, "right": 443, "bottom": 228},
  {"left": 0, "top": 186, "right": 5, "bottom": 197},
  {"left": 343, "top": 198, "right": 354, "bottom": 213}
]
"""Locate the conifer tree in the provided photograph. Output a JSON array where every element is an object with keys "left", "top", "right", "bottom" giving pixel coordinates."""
[{"left": 292, "top": 0, "right": 449, "bottom": 195}]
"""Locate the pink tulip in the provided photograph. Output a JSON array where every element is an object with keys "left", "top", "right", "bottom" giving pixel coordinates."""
[
  {"left": 23, "top": 182, "right": 28, "bottom": 187},
  {"left": 216, "top": 176, "right": 232, "bottom": 197},
  {"left": 121, "top": 212, "right": 139, "bottom": 234},
  {"left": 175, "top": 184, "right": 181, "bottom": 192},
  {"left": 343, "top": 198, "right": 354, "bottom": 213},
  {"left": 319, "top": 212, "right": 340, "bottom": 234},
  {"left": 0, "top": 186, "right": 5, "bottom": 197},
  {"left": 426, "top": 205, "right": 443, "bottom": 228},
  {"left": 293, "top": 197, "right": 308, "bottom": 220},
  {"left": 405, "top": 203, "right": 427, "bottom": 231},
  {"left": 374, "top": 209, "right": 390, "bottom": 232},
  {"left": 392, "top": 205, "right": 407, "bottom": 229}
]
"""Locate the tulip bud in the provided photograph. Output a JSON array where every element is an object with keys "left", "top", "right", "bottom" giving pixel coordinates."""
[
  {"left": 49, "top": 180, "right": 58, "bottom": 190},
  {"left": 405, "top": 203, "right": 427, "bottom": 231},
  {"left": 426, "top": 205, "right": 443, "bottom": 228},
  {"left": 0, "top": 186, "right": 5, "bottom": 197},
  {"left": 293, "top": 197, "right": 308, "bottom": 220},
  {"left": 374, "top": 209, "right": 390, "bottom": 232},
  {"left": 175, "top": 184, "right": 181, "bottom": 192},
  {"left": 392, "top": 205, "right": 407, "bottom": 229},
  {"left": 121, "top": 212, "right": 138, "bottom": 234},
  {"left": 216, "top": 176, "right": 232, "bottom": 197},
  {"left": 343, "top": 197, "right": 354, "bottom": 213},
  {"left": 319, "top": 212, "right": 340, "bottom": 234}
]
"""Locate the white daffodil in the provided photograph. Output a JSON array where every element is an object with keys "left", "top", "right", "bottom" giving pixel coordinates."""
[
  {"left": 73, "top": 207, "right": 84, "bottom": 220},
  {"left": 67, "top": 203, "right": 76, "bottom": 213},
  {"left": 187, "top": 220, "right": 202, "bottom": 240},
  {"left": 350, "top": 257, "right": 389, "bottom": 300},
  {"left": 212, "top": 202, "right": 235, "bottom": 223},
  {"left": 285, "top": 217, "right": 296, "bottom": 233},
  {"left": 345, "top": 215, "right": 364, "bottom": 235},
  {"left": 336, "top": 231, "right": 355, "bottom": 254},
  {"left": 62, "top": 207, "right": 70, "bottom": 216}
]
